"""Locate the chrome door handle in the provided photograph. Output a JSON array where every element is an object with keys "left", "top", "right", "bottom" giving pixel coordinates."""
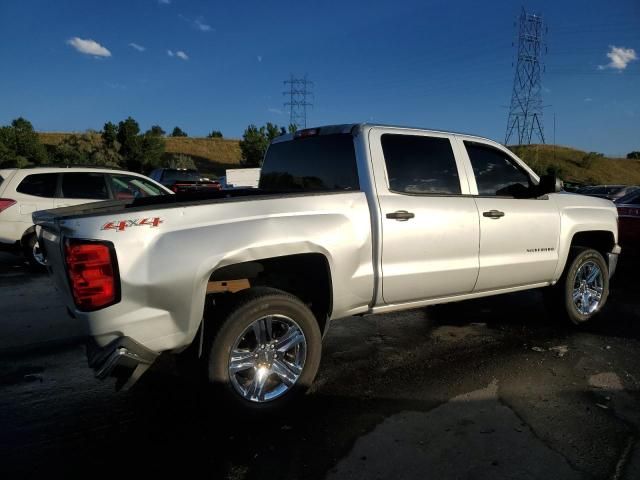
[
  {"left": 386, "top": 210, "right": 415, "bottom": 221},
  {"left": 483, "top": 210, "right": 505, "bottom": 219}
]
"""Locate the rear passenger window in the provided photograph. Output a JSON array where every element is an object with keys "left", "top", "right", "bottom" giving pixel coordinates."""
[
  {"left": 61, "top": 173, "right": 109, "bottom": 200},
  {"left": 381, "top": 134, "right": 461, "bottom": 195},
  {"left": 261, "top": 134, "right": 359, "bottom": 191},
  {"left": 16, "top": 173, "right": 58, "bottom": 198},
  {"left": 464, "top": 142, "right": 533, "bottom": 198}
]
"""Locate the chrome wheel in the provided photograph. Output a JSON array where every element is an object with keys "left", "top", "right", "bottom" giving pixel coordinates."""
[
  {"left": 32, "top": 241, "right": 46, "bottom": 266},
  {"left": 228, "top": 314, "right": 307, "bottom": 403},
  {"left": 572, "top": 261, "right": 603, "bottom": 315}
]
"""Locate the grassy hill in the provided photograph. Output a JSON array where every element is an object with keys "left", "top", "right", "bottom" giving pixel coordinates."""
[
  {"left": 38, "top": 133, "right": 640, "bottom": 185},
  {"left": 510, "top": 144, "right": 640, "bottom": 185},
  {"left": 38, "top": 132, "right": 243, "bottom": 177}
]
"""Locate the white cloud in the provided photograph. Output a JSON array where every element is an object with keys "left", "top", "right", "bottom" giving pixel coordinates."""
[
  {"left": 584, "top": 97, "right": 593, "bottom": 102},
  {"left": 194, "top": 17, "right": 212, "bottom": 32},
  {"left": 599, "top": 46, "right": 637, "bottom": 70},
  {"left": 257, "top": 55, "right": 263, "bottom": 63},
  {"left": 268, "top": 108, "right": 283, "bottom": 115},
  {"left": 168, "top": 49, "right": 188, "bottom": 60},
  {"left": 67, "top": 37, "right": 111, "bottom": 57},
  {"left": 158, "top": 0, "right": 170, "bottom": 4},
  {"left": 129, "top": 42, "right": 145, "bottom": 52}
]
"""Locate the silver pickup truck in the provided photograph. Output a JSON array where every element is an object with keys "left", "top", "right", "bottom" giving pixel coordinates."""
[{"left": 34, "top": 123, "right": 620, "bottom": 410}]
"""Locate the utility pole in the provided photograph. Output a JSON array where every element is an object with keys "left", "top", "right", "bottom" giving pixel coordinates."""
[
  {"left": 553, "top": 112, "right": 556, "bottom": 163},
  {"left": 504, "top": 8, "right": 547, "bottom": 146},
  {"left": 283, "top": 74, "right": 313, "bottom": 129}
]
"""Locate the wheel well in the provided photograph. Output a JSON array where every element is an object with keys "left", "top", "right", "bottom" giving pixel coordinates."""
[
  {"left": 207, "top": 253, "right": 333, "bottom": 333},
  {"left": 20, "top": 226, "right": 36, "bottom": 248},
  {"left": 570, "top": 230, "right": 615, "bottom": 258}
]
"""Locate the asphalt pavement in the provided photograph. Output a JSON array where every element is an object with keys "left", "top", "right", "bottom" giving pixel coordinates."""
[{"left": 0, "top": 252, "right": 639, "bottom": 479}]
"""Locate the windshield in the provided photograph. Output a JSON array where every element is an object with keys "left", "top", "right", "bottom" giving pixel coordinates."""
[
  {"left": 162, "top": 170, "right": 201, "bottom": 184},
  {"left": 616, "top": 189, "right": 640, "bottom": 205}
]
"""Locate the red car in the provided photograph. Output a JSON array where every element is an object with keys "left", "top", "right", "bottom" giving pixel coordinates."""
[{"left": 616, "top": 189, "right": 640, "bottom": 258}]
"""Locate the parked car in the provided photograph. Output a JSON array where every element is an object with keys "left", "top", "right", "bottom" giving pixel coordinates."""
[
  {"left": 576, "top": 184, "right": 639, "bottom": 201},
  {"left": 149, "top": 168, "right": 221, "bottom": 193},
  {"left": 0, "top": 167, "right": 171, "bottom": 267},
  {"left": 615, "top": 189, "right": 640, "bottom": 257},
  {"left": 34, "top": 123, "right": 619, "bottom": 411}
]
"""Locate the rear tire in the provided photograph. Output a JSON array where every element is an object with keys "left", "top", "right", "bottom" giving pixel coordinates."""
[
  {"left": 205, "top": 287, "right": 322, "bottom": 412},
  {"left": 544, "top": 247, "right": 609, "bottom": 325},
  {"left": 22, "top": 233, "right": 46, "bottom": 272}
]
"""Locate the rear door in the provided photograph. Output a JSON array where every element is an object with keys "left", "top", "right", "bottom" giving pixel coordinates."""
[
  {"left": 55, "top": 172, "right": 110, "bottom": 207},
  {"left": 369, "top": 128, "right": 480, "bottom": 304},
  {"left": 458, "top": 138, "right": 560, "bottom": 291}
]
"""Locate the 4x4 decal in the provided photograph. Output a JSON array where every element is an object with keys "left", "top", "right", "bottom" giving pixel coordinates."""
[{"left": 101, "top": 217, "right": 163, "bottom": 232}]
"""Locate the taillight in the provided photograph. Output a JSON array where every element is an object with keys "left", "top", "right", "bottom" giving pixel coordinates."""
[
  {"left": 0, "top": 198, "right": 16, "bottom": 213},
  {"left": 65, "top": 240, "right": 119, "bottom": 311}
]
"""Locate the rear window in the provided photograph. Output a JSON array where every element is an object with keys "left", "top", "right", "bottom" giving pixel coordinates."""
[
  {"left": 16, "top": 173, "right": 58, "bottom": 198},
  {"left": 260, "top": 134, "right": 359, "bottom": 191},
  {"left": 61, "top": 173, "right": 109, "bottom": 200}
]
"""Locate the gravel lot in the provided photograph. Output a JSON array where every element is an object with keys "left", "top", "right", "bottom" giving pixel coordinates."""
[{"left": 0, "top": 252, "right": 639, "bottom": 479}]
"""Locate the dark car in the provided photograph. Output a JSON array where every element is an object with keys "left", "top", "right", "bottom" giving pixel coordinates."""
[
  {"left": 149, "top": 168, "right": 221, "bottom": 193},
  {"left": 615, "top": 189, "right": 640, "bottom": 258},
  {"left": 576, "top": 184, "right": 639, "bottom": 201}
]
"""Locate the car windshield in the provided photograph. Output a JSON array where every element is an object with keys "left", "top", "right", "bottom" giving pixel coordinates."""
[
  {"left": 616, "top": 189, "right": 640, "bottom": 205},
  {"left": 163, "top": 170, "right": 201, "bottom": 183}
]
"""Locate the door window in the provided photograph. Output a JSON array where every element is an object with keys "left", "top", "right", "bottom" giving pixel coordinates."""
[
  {"left": 109, "top": 174, "right": 166, "bottom": 200},
  {"left": 16, "top": 173, "right": 58, "bottom": 198},
  {"left": 381, "top": 134, "right": 461, "bottom": 195},
  {"left": 464, "top": 142, "right": 533, "bottom": 197},
  {"left": 61, "top": 173, "right": 109, "bottom": 199}
]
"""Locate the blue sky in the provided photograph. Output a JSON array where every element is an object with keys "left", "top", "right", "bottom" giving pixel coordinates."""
[{"left": 0, "top": 0, "right": 638, "bottom": 155}]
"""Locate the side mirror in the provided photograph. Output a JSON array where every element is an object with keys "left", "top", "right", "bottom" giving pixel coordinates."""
[{"left": 538, "top": 174, "right": 563, "bottom": 195}]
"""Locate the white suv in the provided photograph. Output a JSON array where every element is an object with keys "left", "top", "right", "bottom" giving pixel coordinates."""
[{"left": 0, "top": 167, "right": 171, "bottom": 267}]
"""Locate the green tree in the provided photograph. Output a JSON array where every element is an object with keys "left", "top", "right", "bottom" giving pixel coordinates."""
[
  {"left": 102, "top": 122, "right": 118, "bottom": 147},
  {"left": 239, "top": 124, "right": 269, "bottom": 167},
  {"left": 288, "top": 124, "right": 298, "bottom": 134},
  {"left": 149, "top": 125, "right": 166, "bottom": 137},
  {"left": 207, "top": 130, "right": 223, "bottom": 138},
  {"left": 627, "top": 151, "right": 640, "bottom": 160},
  {"left": 139, "top": 131, "right": 165, "bottom": 171},
  {"left": 239, "top": 123, "right": 288, "bottom": 167},
  {"left": 0, "top": 117, "right": 49, "bottom": 167},
  {"left": 171, "top": 126, "right": 188, "bottom": 137},
  {"left": 54, "top": 133, "right": 123, "bottom": 168}
]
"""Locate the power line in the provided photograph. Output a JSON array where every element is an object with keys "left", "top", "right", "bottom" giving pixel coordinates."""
[
  {"left": 505, "top": 8, "right": 547, "bottom": 145},
  {"left": 283, "top": 74, "right": 313, "bottom": 129}
]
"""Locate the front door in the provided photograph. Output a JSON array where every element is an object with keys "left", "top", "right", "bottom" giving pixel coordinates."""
[{"left": 460, "top": 139, "right": 561, "bottom": 292}]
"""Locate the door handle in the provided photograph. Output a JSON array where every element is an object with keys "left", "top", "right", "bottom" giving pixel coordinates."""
[
  {"left": 483, "top": 210, "right": 505, "bottom": 219},
  {"left": 386, "top": 210, "right": 415, "bottom": 221}
]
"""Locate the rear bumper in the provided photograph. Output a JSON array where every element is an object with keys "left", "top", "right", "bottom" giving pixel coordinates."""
[
  {"left": 607, "top": 244, "right": 621, "bottom": 279},
  {"left": 87, "top": 336, "right": 159, "bottom": 381}
]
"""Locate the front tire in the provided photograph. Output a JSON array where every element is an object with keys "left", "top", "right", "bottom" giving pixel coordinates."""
[
  {"left": 205, "top": 287, "right": 322, "bottom": 411},
  {"left": 544, "top": 247, "right": 609, "bottom": 325}
]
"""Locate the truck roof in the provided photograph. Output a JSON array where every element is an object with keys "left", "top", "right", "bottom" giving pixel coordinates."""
[{"left": 272, "top": 123, "right": 493, "bottom": 144}]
